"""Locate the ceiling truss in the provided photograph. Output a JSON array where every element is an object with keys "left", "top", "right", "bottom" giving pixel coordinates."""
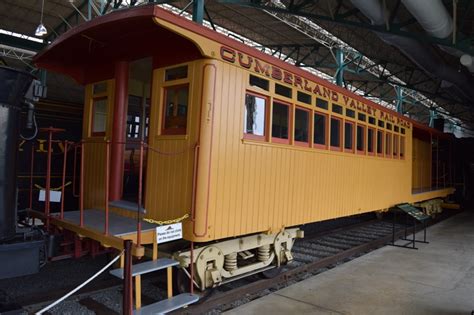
[{"left": 1, "top": 0, "right": 473, "bottom": 134}]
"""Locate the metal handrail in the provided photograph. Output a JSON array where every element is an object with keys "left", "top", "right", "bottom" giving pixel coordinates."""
[{"left": 29, "top": 136, "right": 196, "bottom": 256}]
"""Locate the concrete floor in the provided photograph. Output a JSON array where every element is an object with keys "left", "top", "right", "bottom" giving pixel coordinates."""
[{"left": 225, "top": 211, "right": 474, "bottom": 315}]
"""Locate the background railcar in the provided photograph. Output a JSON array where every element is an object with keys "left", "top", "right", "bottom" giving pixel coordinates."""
[
  {"left": 33, "top": 5, "right": 455, "bottom": 289},
  {"left": 17, "top": 99, "right": 83, "bottom": 213}
]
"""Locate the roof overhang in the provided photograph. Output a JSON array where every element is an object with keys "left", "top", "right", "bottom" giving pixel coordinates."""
[
  {"left": 34, "top": 5, "right": 204, "bottom": 84},
  {"left": 34, "top": 4, "right": 447, "bottom": 136}
]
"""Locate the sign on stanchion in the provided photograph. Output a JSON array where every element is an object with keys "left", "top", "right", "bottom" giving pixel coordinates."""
[
  {"left": 388, "top": 203, "right": 430, "bottom": 250},
  {"left": 39, "top": 190, "right": 61, "bottom": 202}
]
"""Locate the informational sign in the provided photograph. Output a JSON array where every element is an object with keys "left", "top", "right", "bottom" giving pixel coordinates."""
[
  {"left": 39, "top": 190, "right": 61, "bottom": 202},
  {"left": 156, "top": 223, "right": 183, "bottom": 244},
  {"left": 398, "top": 204, "right": 430, "bottom": 221}
]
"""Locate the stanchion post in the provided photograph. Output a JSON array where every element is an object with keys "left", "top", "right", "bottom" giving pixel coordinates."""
[
  {"left": 29, "top": 144, "right": 35, "bottom": 210},
  {"left": 80, "top": 141, "right": 84, "bottom": 227},
  {"left": 136, "top": 141, "right": 144, "bottom": 248},
  {"left": 105, "top": 140, "right": 110, "bottom": 235},
  {"left": 190, "top": 241, "right": 194, "bottom": 294},
  {"left": 45, "top": 128, "right": 53, "bottom": 229},
  {"left": 60, "top": 141, "right": 68, "bottom": 219},
  {"left": 123, "top": 240, "right": 133, "bottom": 315}
]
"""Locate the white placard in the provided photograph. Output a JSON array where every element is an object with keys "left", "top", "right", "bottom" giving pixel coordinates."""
[
  {"left": 39, "top": 190, "right": 62, "bottom": 202},
  {"left": 156, "top": 223, "right": 183, "bottom": 244}
]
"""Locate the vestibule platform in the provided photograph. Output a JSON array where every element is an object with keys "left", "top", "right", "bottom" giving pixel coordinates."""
[
  {"left": 29, "top": 209, "right": 159, "bottom": 257},
  {"left": 62, "top": 209, "right": 156, "bottom": 237}
]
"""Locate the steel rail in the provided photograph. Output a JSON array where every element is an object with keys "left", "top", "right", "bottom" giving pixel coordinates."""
[{"left": 178, "top": 212, "right": 457, "bottom": 314}]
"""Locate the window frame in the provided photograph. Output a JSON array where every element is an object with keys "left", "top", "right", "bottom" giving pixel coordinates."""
[
  {"left": 400, "top": 136, "right": 406, "bottom": 160},
  {"left": 346, "top": 108, "right": 355, "bottom": 119},
  {"left": 332, "top": 103, "right": 343, "bottom": 115},
  {"left": 356, "top": 124, "right": 366, "bottom": 155},
  {"left": 344, "top": 120, "right": 355, "bottom": 153},
  {"left": 243, "top": 90, "right": 269, "bottom": 141},
  {"left": 297, "top": 91, "right": 312, "bottom": 105},
  {"left": 377, "top": 129, "right": 384, "bottom": 157},
  {"left": 315, "top": 98, "right": 329, "bottom": 110},
  {"left": 367, "top": 127, "right": 376, "bottom": 156},
  {"left": 275, "top": 83, "right": 293, "bottom": 99},
  {"left": 165, "top": 65, "right": 188, "bottom": 81},
  {"left": 393, "top": 134, "right": 399, "bottom": 159},
  {"left": 294, "top": 106, "right": 311, "bottom": 147},
  {"left": 358, "top": 112, "right": 366, "bottom": 122},
  {"left": 161, "top": 83, "right": 190, "bottom": 136},
  {"left": 330, "top": 116, "right": 343, "bottom": 152},
  {"left": 385, "top": 132, "right": 392, "bottom": 158},
  {"left": 249, "top": 74, "right": 269, "bottom": 91},
  {"left": 271, "top": 99, "right": 292, "bottom": 145},
  {"left": 313, "top": 111, "right": 328, "bottom": 150},
  {"left": 91, "top": 96, "right": 108, "bottom": 137}
]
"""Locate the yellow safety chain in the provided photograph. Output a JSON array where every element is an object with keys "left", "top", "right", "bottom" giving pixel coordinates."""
[
  {"left": 34, "top": 181, "right": 72, "bottom": 191},
  {"left": 143, "top": 213, "right": 190, "bottom": 226}
]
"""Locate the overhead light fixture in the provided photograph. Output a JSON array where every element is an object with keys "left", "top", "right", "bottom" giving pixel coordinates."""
[
  {"left": 35, "top": 24, "right": 47, "bottom": 37},
  {"left": 35, "top": 0, "right": 47, "bottom": 37}
]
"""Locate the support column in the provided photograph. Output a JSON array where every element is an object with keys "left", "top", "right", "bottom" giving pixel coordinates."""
[
  {"left": 110, "top": 61, "right": 128, "bottom": 201},
  {"left": 395, "top": 85, "right": 404, "bottom": 113},
  {"left": 88, "top": 0, "right": 92, "bottom": 20},
  {"left": 429, "top": 108, "right": 436, "bottom": 128},
  {"left": 192, "top": 0, "right": 204, "bottom": 24},
  {"left": 39, "top": 69, "right": 47, "bottom": 85},
  {"left": 335, "top": 48, "right": 344, "bottom": 87}
]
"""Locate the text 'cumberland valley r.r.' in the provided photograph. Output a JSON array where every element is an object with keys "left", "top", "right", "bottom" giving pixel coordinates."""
[{"left": 219, "top": 45, "right": 411, "bottom": 129}]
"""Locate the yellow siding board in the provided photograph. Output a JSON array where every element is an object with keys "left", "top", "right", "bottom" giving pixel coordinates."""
[
  {"left": 112, "top": 58, "right": 452, "bottom": 243},
  {"left": 213, "top": 67, "right": 224, "bottom": 238}
]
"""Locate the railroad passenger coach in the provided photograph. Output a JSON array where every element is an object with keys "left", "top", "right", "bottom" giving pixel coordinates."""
[{"left": 33, "top": 5, "right": 455, "bottom": 290}]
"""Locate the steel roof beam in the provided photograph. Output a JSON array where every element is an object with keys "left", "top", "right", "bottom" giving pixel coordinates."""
[
  {"left": 45, "top": 0, "right": 89, "bottom": 42},
  {"left": 204, "top": 5, "right": 217, "bottom": 31},
  {"left": 113, "top": 0, "right": 124, "bottom": 9},
  {"left": 0, "top": 34, "right": 44, "bottom": 52},
  {"left": 218, "top": 0, "right": 474, "bottom": 55},
  {"left": 346, "top": 78, "right": 471, "bottom": 108}
]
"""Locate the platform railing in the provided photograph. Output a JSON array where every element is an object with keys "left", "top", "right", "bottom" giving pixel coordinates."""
[
  {"left": 59, "top": 138, "right": 193, "bottom": 249},
  {"left": 29, "top": 134, "right": 198, "bottom": 295},
  {"left": 71, "top": 140, "right": 138, "bottom": 241}
]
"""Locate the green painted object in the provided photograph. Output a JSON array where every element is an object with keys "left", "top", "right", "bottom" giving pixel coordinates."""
[{"left": 397, "top": 203, "right": 430, "bottom": 221}]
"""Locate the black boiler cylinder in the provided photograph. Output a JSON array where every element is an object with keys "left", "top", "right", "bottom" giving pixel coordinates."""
[{"left": 0, "top": 66, "right": 34, "bottom": 241}]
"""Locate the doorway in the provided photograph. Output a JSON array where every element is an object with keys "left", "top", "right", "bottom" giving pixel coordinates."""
[{"left": 122, "top": 58, "right": 152, "bottom": 202}]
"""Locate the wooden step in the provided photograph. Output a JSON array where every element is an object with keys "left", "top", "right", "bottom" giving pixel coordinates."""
[
  {"left": 110, "top": 258, "right": 179, "bottom": 279},
  {"left": 109, "top": 200, "right": 146, "bottom": 214},
  {"left": 134, "top": 294, "right": 199, "bottom": 315}
]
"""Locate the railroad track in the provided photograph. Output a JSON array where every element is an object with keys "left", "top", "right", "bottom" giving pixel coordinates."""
[
  {"left": 176, "top": 212, "right": 456, "bottom": 314},
  {"left": 22, "top": 276, "right": 169, "bottom": 315},
  {"left": 17, "top": 211, "right": 459, "bottom": 314}
]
